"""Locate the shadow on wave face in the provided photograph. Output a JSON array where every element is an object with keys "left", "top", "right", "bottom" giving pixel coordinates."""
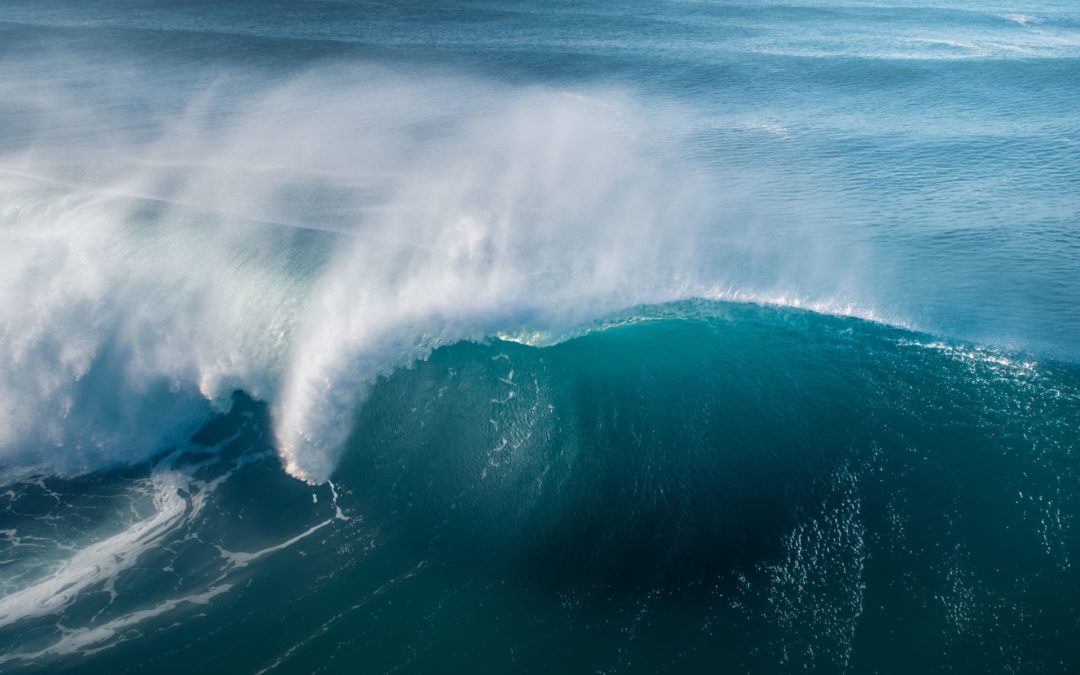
[{"left": 333, "top": 316, "right": 863, "bottom": 590}]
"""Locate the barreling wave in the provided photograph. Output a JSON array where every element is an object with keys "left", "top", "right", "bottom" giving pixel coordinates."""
[{"left": 0, "top": 52, "right": 892, "bottom": 484}]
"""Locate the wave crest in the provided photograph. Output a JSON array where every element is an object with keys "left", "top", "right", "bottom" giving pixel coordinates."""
[{"left": 0, "top": 56, "right": 891, "bottom": 482}]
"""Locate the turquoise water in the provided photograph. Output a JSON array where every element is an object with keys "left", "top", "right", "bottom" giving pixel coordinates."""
[{"left": 1, "top": 2, "right": 1079, "bottom": 672}]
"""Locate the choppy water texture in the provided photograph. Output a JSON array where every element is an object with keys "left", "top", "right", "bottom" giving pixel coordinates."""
[{"left": 0, "top": 1, "right": 1078, "bottom": 673}]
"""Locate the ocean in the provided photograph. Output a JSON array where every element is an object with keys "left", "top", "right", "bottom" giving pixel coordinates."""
[{"left": 0, "top": 1, "right": 1078, "bottom": 672}]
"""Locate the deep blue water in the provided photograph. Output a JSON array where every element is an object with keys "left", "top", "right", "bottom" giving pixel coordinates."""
[{"left": 0, "top": 2, "right": 1078, "bottom": 673}]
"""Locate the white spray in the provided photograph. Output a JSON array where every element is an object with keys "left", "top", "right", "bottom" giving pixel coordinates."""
[{"left": 0, "top": 57, "right": 865, "bottom": 483}]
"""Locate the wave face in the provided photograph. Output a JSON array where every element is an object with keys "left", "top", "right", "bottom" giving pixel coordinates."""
[
  {"left": 1, "top": 303, "right": 1078, "bottom": 672},
  {"left": 1, "top": 0, "right": 1080, "bottom": 671}
]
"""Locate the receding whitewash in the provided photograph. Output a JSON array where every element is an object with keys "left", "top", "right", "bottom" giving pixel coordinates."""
[
  {"left": 0, "top": 587, "right": 233, "bottom": 665},
  {"left": 220, "top": 519, "right": 335, "bottom": 568},
  {"left": 0, "top": 444, "right": 352, "bottom": 663},
  {"left": 0, "top": 471, "right": 188, "bottom": 629}
]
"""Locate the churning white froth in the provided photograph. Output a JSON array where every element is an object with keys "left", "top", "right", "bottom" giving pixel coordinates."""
[{"left": 0, "top": 58, "right": 872, "bottom": 483}]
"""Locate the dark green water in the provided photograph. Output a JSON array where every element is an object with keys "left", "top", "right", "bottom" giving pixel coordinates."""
[{"left": 2, "top": 302, "right": 1078, "bottom": 672}]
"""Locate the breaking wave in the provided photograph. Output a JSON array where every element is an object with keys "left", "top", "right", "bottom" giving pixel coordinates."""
[{"left": 0, "top": 57, "right": 884, "bottom": 483}]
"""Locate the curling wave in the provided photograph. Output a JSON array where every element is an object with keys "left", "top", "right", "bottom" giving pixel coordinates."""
[{"left": 0, "top": 58, "right": 881, "bottom": 484}]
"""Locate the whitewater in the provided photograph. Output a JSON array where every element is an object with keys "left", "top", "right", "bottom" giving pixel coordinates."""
[
  {"left": 1, "top": 0, "right": 1079, "bottom": 672},
  {"left": 0, "top": 61, "right": 890, "bottom": 484}
]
